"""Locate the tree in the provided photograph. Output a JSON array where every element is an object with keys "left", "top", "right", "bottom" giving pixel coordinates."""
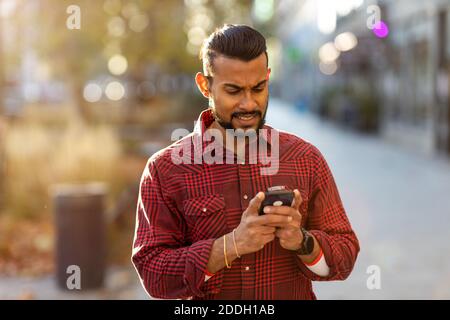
[
  {"left": 33, "top": 0, "right": 254, "bottom": 122},
  {"left": 35, "top": 0, "right": 108, "bottom": 121}
]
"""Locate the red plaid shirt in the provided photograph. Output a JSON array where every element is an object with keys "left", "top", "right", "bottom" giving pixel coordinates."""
[{"left": 132, "top": 108, "right": 359, "bottom": 300}]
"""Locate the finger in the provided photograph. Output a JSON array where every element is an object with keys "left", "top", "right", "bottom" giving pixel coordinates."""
[
  {"left": 275, "top": 227, "right": 298, "bottom": 239},
  {"left": 257, "top": 214, "right": 292, "bottom": 227},
  {"left": 263, "top": 212, "right": 301, "bottom": 228},
  {"left": 291, "top": 189, "right": 303, "bottom": 210},
  {"left": 263, "top": 206, "right": 302, "bottom": 221},
  {"left": 279, "top": 238, "right": 296, "bottom": 249},
  {"left": 257, "top": 226, "right": 277, "bottom": 235},
  {"left": 245, "top": 192, "right": 265, "bottom": 216},
  {"left": 266, "top": 219, "right": 300, "bottom": 229}
]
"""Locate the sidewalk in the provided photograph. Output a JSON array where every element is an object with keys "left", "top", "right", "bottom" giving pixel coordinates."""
[
  {"left": 0, "top": 265, "right": 148, "bottom": 300},
  {"left": 267, "top": 99, "right": 450, "bottom": 299}
]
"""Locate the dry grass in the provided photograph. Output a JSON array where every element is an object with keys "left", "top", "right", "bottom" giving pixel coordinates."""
[
  {"left": 2, "top": 112, "right": 123, "bottom": 219},
  {"left": 0, "top": 103, "right": 158, "bottom": 275}
]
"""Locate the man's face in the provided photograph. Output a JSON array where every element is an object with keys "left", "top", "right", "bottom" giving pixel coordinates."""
[{"left": 206, "top": 53, "right": 269, "bottom": 131}]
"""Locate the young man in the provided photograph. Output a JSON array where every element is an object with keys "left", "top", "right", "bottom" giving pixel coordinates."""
[{"left": 132, "top": 24, "right": 359, "bottom": 300}]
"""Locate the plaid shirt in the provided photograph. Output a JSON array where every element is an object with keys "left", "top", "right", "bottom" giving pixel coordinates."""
[{"left": 132, "top": 108, "right": 359, "bottom": 300}]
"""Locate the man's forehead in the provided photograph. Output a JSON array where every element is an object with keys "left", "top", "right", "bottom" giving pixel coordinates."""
[{"left": 211, "top": 54, "right": 268, "bottom": 86}]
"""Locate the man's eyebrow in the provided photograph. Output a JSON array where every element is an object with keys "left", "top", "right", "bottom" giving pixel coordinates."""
[
  {"left": 223, "top": 79, "right": 267, "bottom": 90},
  {"left": 223, "top": 83, "right": 242, "bottom": 90},
  {"left": 253, "top": 79, "right": 267, "bottom": 88}
]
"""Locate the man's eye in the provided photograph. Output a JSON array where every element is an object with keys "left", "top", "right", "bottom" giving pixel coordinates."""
[
  {"left": 227, "top": 90, "right": 240, "bottom": 95},
  {"left": 253, "top": 87, "right": 264, "bottom": 92}
]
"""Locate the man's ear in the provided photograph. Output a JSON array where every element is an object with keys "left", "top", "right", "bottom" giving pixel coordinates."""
[
  {"left": 266, "top": 68, "right": 271, "bottom": 81},
  {"left": 195, "top": 72, "right": 210, "bottom": 98}
]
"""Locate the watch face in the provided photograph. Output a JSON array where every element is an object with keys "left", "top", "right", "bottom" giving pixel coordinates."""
[
  {"left": 305, "top": 234, "right": 314, "bottom": 254},
  {"left": 297, "top": 229, "right": 314, "bottom": 255}
]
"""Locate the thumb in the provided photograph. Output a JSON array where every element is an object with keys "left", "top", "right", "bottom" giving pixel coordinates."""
[
  {"left": 246, "top": 191, "right": 265, "bottom": 216},
  {"left": 291, "top": 189, "right": 303, "bottom": 210}
]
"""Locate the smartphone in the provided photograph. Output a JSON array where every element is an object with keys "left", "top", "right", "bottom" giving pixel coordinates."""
[{"left": 258, "top": 187, "right": 294, "bottom": 215}]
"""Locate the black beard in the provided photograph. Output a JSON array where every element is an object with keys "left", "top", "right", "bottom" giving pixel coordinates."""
[{"left": 211, "top": 99, "right": 269, "bottom": 131}]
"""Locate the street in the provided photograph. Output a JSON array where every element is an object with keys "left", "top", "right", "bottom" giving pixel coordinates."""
[{"left": 267, "top": 99, "right": 450, "bottom": 299}]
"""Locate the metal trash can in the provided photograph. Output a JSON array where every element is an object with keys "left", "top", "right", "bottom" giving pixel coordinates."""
[{"left": 52, "top": 183, "right": 107, "bottom": 290}]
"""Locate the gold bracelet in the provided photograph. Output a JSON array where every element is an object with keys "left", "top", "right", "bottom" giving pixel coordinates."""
[
  {"left": 232, "top": 228, "right": 241, "bottom": 258},
  {"left": 224, "top": 234, "right": 231, "bottom": 268}
]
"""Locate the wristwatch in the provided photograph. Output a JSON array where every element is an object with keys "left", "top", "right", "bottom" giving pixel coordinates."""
[{"left": 296, "top": 228, "right": 315, "bottom": 256}]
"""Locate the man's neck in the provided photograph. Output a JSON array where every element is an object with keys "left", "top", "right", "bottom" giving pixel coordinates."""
[{"left": 209, "top": 120, "right": 247, "bottom": 156}]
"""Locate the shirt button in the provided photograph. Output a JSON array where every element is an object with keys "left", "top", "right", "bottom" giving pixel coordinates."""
[
  {"left": 202, "top": 208, "right": 207, "bottom": 213},
  {"left": 245, "top": 266, "right": 250, "bottom": 271},
  {"left": 243, "top": 194, "right": 248, "bottom": 200}
]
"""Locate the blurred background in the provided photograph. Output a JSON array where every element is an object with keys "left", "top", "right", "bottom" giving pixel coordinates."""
[{"left": 0, "top": 0, "right": 449, "bottom": 300}]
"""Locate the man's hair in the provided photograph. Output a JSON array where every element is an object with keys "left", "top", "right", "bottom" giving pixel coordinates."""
[{"left": 199, "top": 24, "right": 268, "bottom": 77}]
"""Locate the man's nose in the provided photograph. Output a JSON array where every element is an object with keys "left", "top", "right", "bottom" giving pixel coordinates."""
[{"left": 239, "top": 91, "right": 258, "bottom": 110}]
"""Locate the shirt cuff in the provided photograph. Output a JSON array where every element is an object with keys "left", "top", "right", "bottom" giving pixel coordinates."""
[
  {"left": 304, "top": 248, "right": 330, "bottom": 277},
  {"left": 204, "top": 268, "right": 214, "bottom": 282}
]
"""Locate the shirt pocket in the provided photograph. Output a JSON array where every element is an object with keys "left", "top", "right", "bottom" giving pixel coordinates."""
[{"left": 183, "top": 194, "right": 227, "bottom": 241}]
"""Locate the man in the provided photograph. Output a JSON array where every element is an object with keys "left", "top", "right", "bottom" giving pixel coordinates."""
[{"left": 132, "top": 24, "right": 359, "bottom": 300}]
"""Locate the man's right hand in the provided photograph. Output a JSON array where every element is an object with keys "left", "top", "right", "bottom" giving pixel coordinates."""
[{"left": 234, "top": 192, "right": 293, "bottom": 256}]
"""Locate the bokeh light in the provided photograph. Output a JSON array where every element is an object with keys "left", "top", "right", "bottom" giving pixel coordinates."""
[
  {"left": 83, "top": 83, "right": 102, "bottom": 103},
  {"left": 319, "top": 61, "right": 338, "bottom": 75},
  {"left": 107, "top": 16, "right": 126, "bottom": 37},
  {"left": 334, "top": 32, "right": 358, "bottom": 52},
  {"left": 129, "top": 14, "right": 149, "bottom": 33},
  {"left": 108, "top": 54, "right": 128, "bottom": 76},
  {"left": 0, "top": 0, "right": 17, "bottom": 17},
  {"left": 187, "top": 26, "right": 207, "bottom": 46},
  {"left": 373, "top": 21, "right": 390, "bottom": 38},
  {"left": 105, "top": 81, "right": 125, "bottom": 101},
  {"left": 253, "top": 0, "right": 274, "bottom": 23},
  {"left": 317, "top": 0, "right": 336, "bottom": 34},
  {"left": 319, "top": 42, "right": 340, "bottom": 63},
  {"left": 121, "top": 2, "right": 139, "bottom": 19}
]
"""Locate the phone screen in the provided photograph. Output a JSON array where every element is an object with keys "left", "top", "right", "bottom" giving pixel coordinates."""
[{"left": 259, "top": 190, "right": 294, "bottom": 215}]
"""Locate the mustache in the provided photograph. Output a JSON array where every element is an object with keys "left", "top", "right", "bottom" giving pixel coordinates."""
[{"left": 232, "top": 110, "right": 262, "bottom": 118}]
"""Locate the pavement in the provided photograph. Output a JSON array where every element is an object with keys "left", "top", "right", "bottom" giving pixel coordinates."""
[
  {"left": 267, "top": 99, "right": 450, "bottom": 299},
  {"left": 0, "top": 266, "right": 148, "bottom": 300},
  {"left": 1, "top": 98, "right": 449, "bottom": 299}
]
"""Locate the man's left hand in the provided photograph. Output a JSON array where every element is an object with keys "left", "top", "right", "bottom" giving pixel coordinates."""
[{"left": 263, "top": 189, "right": 303, "bottom": 251}]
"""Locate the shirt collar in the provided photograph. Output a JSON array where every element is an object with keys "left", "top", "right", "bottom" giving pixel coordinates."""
[{"left": 193, "top": 108, "right": 274, "bottom": 147}]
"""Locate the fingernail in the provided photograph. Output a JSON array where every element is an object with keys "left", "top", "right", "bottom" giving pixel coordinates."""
[
  {"left": 264, "top": 207, "right": 271, "bottom": 213},
  {"left": 288, "top": 216, "right": 293, "bottom": 222}
]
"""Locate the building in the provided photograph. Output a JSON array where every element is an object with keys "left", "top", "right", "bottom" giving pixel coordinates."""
[{"left": 276, "top": 0, "right": 450, "bottom": 156}]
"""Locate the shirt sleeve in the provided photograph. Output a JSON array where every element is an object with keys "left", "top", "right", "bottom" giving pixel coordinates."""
[
  {"left": 297, "top": 147, "right": 360, "bottom": 281},
  {"left": 131, "top": 157, "right": 215, "bottom": 299}
]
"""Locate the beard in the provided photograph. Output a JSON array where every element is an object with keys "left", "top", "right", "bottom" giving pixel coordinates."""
[{"left": 211, "top": 97, "right": 269, "bottom": 131}]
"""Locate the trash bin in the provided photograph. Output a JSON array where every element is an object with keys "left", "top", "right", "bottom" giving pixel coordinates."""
[{"left": 52, "top": 183, "right": 107, "bottom": 290}]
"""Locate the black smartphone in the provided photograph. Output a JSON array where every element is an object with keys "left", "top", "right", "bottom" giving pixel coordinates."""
[{"left": 258, "top": 188, "right": 294, "bottom": 215}]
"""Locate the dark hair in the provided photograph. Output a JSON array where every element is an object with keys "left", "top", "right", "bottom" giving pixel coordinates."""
[{"left": 200, "top": 24, "right": 268, "bottom": 77}]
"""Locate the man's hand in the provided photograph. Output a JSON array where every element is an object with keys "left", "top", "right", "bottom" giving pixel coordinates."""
[
  {"left": 234, "top": 192, "right": 292, "bottom": 256},
  {"left": 206, "top": 192, "right": 293, "bottom": 274},
  {"left": 263, "top": 189, "right": 304, "bottom": 251}
]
